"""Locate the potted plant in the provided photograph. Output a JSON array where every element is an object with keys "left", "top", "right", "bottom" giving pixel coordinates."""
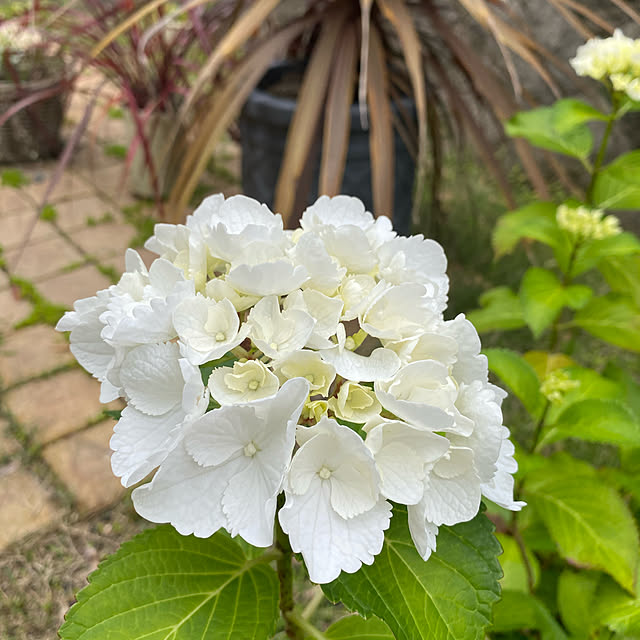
[
  {"left": 137, "top": 0, "right": 637, "bottom": 230},
  {"left": 0, "top": 13, "right": 68, "bottom": 163}
]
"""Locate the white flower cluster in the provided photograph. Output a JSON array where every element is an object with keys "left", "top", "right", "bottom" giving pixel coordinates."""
[
  {"left": 556, "top": 204, "right": 621, "bottom": 241},
  {"left": 570, "top": 29, "right": 640, "bottom": 101},
  {"left": 57, "top": 194, "right": 524, "bottom": 584}
]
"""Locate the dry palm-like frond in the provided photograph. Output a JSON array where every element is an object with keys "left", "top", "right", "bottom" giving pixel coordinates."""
[{"left": 89, "top": 0, "right": 640, "bottom": 227}]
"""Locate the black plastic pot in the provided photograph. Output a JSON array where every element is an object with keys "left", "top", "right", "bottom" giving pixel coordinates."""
[{"left": 239, "top": 63, "right": 415, "bottom": 235}]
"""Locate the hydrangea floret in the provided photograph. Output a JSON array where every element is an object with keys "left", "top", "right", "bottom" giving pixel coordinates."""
[{"left": 57, "top": 193, "right": 524, "bottom": 584}]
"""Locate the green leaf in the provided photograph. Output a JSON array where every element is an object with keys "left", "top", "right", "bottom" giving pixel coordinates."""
[
  {"left": 573, "top": 232, "right": 640, "bottom": 277},
  {"left": 551, "top": 98, "right": 608, "bottom": 131},
  {"left": 506, "top": 105, "right": 593, "bottom": 159},
  {"left": 199, "top": 351, "right": 238, "bottom": 386},
  {"left": 592, "top": 150, "right": 640, "bottom": 209},
  {"left": 524, "top": 455, "right": 639, "bottom": 593},
  {"left": 563, "top": 284, "right": 592, "bottom": 309},
  {"left": 496, "top": 532, "right": 540, "bottom": 592},
  {"left": 466, "top": 287, "right": 525, "bottom": 333},
  {"left": 599, "top": 254, "right": 640, "bottom": 307},
  {"left": 324, "top": 615, "right": 394, "bottom": 639},
  {"left": 1, "top": 168, "right": 29, "bottom": 188},
  {"left": 492, "top": 202, "right": 564, "bottom": 258},
  {"left": 322, "top": 508, "right": 502, "bottom": 640},
  {"left": 491, "top": 590, "right": 568, "bottom": 640},
  {"left": 59, "top": 526, "right": 280, "bottom": 640},
  {"left": 539, "top": 398, "right": 640, "bottom": 449},
  {"left": 484, "top": 348, "right": 545, "bottom": 418},
  {"left": 519, "top": 268, "right": 566, "bottom": 337},
  {"left": 594, "top": 576, "right": 640, "bottom": 636},
  {"left": 604, "top": 362, "right": 640, "bottom": 420},
  {"left": 572, "top": 294, "right": 640, "bottom": 352},
  {"left": 40, "top": 204, "right": 58, "bottom": 222},
  {"left": 557, "top": 569, "right": 602, "bottom": 637}
]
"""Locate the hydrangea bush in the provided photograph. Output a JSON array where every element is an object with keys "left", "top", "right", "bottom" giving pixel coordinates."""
[{"left": 57, "top": 194, "right": 523, "bottom": 639}]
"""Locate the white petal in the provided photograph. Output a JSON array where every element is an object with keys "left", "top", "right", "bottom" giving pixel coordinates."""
[
  {"left": 320, "top": 346, "right": 400, "bottom": 382},
  {"left": 119, "top": 342, "right": 183, "bottom": 415},
  {"left": 227, "top": 261, "right": 309, "bottom": 296},
  {"left": 110, "top": 404, "right": 185, "bottom": 487},
  {"left": 279, "top": 481, "right": 391, "bottom": 584},
  {"left": 481, "top": 430, "right": 526, "bottom": 511},
  {"left": 421, "top": 466, "right": 482, "bottom": 526},
  {"left": 132, "top": 442, "right": 236, "bottom": 537},
  {"left": 408, "top": 499, "right": 439, "bottom": 560}
]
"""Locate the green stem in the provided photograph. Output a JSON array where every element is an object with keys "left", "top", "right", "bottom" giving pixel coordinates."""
[
  {"left": 586, "top": 112, "right": 616, "bottom": 206},
  {"left": 275, "top": 496, "right": 301, "bottom": 640},
  {"left": 286, "top": 610, "right": 328, "bottom": 640},
  {"left": 530, "top": 400, "right": 551, "bottom": 454}
]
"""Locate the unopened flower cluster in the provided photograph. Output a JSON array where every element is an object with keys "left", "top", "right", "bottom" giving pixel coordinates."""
[
  {"left": 57, "top": 194, "right": 524, "bottom": 584},
  {"left": 556, "top": 204, "right": 621, "bottom": 241},
  {"left": 570, "top": 29, "right": 640, "bottom": 101}
]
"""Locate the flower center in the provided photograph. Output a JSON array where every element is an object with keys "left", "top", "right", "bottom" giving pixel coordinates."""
[
  {"left": 248, "top": 380, "right": 260, "bottom": 391},
  {"left": 318, "top": 465, "right": 332, "bottom": 480},
  {"left": 244, "top": 441, "right": 258, "bottom": 457},
  {"left": 215, "top": 332, "right": 226, "bottom": 342},
  {"left": 344, "top": 336, "right": 356, "bottom": 351}
]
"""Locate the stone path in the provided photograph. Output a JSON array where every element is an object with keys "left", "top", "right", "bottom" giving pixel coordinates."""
[{"left": 0, "top": 73, "right": 241, "bottom": 553}]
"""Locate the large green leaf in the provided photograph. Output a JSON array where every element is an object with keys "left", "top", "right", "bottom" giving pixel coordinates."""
[
  {"left": 322, "top": 508, "right": 502, "bottom": 640},
  {"left": 491, "top": 590, "right": 568, "bottom": 640},
  {"left": 539, "top": 398, "right": 640, "bottom": 449},
  {"left": 466, "top": 287, "right": 526, "bottom": 333},
  {"left": 506, "top": 105, "right": 593, "bottom": 159},
  {"left": 484, "top": 348, "right": 545, "bottom": 418},
  {"left": 325, "top": 615, "right": 394, "bottom": 639},
  {"left": 524, "top": 455, "right": 639, "bottom": 593},
  {"left": 592, "top": 150, "right": 640, "bottom": 209},
  {"left": 572, "top": 294, "right": 640, "bottom": 352},
  {"left": 59, "top": 526, "right": 280, "bottom": 640},
  {"left": 519, "top": 267, "right": 566, "bottom": 337},
  {"left": 492, "top": 202, "right": 565, "bottom": 258}
]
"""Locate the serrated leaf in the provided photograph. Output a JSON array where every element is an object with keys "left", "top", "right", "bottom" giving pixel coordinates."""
[
  {"left": 539, "top": 399, "right": 640, "bottom": 449},
  {"left": 484, "top": 348, "right": 545, "bottom": 418},
  {"left": 506, "top": 106, "right": 593, "bottom": 159},
  {"left": 519, "top": 268, "right": 566, "bottom": 337},
  {"left": 524, "top": 456, "right": 639, "bottom": 593},
  {"left": 322, "top": 508, "right": 502, "bottom": 640},
  {"left": 492, "top": 202, "right": 565, "bottom": 258},
  {"left": 557, "top": 570, "right": 602, "bottom": 637},
  {"left": 592, "top": 150, "right": 640, "bottom": 209},
  {"left": 325, "top": 615, "right": 394, "bottom": 639},
  {"left": 467, "top": 287, "right": 525, "bottom": 333},
  {"left": 572, "top": 294, "right": 640, "bottom": 352},
  {"left": 59, "top": 526, "right": 280, "bottom": 640},
  {"left": 594, "top": 576, "right": 640, "bottom": 636},
  {"left": 491, "top": 590, "right": 568, "bottom": 640}
]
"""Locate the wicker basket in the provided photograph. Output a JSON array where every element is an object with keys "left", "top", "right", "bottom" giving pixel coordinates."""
[{"left": 0, "top": 74, "right": 67, "bottom": 164}]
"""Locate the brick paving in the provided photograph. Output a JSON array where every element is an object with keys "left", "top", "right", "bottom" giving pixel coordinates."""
[{"left": 0, "top": 72, "right": 241, "bottom": 551}]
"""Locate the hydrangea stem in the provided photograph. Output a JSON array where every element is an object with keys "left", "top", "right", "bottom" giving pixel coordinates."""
[{"left": 275, "top": 495, "right": 302, "bottom": 640}]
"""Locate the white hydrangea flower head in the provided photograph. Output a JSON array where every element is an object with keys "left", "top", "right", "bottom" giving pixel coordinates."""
[
  {"left": 57, "top": 192, "right": 524, "bottom": 584},
  {"left": 570, "top": 30, "right": 640, "bottom": 101}
]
